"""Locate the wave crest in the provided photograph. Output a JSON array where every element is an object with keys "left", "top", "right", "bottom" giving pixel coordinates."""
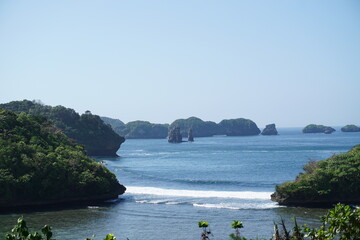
[{"left": 126, "top": 186, "right": 272, "bottom": 200}]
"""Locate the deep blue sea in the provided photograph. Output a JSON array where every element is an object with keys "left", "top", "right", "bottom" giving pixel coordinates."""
[{"left": 1, "top": 128, "right": 359, "bottom": 239}]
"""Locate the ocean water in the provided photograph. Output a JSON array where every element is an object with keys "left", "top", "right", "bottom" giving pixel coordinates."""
[{"left": 1, "top": 128, "right": 359, "bottom": 239}]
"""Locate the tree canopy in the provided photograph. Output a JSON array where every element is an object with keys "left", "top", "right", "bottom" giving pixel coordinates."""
[
  {"left": 272, "top": 145, "right": 360, "bottom": 206},
  {"left": 0, "top": 100, "right": 124, "bottom": 156},
  {"left": 0, "top": 109, "right": 125, "bottom": 208}
]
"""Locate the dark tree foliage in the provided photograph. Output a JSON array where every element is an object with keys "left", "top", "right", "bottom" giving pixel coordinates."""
[
  {"left": 0, "top": 109, "right": 125, "bottom": 208},
  {"left": 218, "top": 118, "right": 261, "bottom": 136},
  {"left": 169, "top": 117, "right": 220, "bottom": 137},
  {"left": 0, "top": 100, "right": 124, "bottom": 156},
  {"left": 273, "top": 145, "right": 360, "bottom": 206},
  {"left": 101, "top": 117, "right": 169, "bottom": 139},
  {"left": 341, "top": 124, "right": 360, "bottom": 132},
  {"left": 120, "top": 121, "right": 169, "bottom": 139},
  {"left": 302, "top": 124, "right": 336, "bottom": 134}
]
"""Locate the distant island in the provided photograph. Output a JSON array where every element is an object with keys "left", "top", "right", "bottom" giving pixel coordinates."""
[
  {"left": 271, "top": 144, "right": 360, "bottom": 207},
  {"left": 0, "top": 109, "right": 126, "bottom": 209},
  {"left": 261, "top": 123, "right": 278, "bottom": 135},
  {"left": 169, "top": 117, "right": 220, "bottom": 137},
  {"left": 0, "top": 100, "right": 124, "bottom": 156},
  {"left": 341, "top": 124, "right": 360, "bottom": 132},
  {"left": 302, "top": 124, "right": 336, "bottom": 134},
  {"left": 218, "top": 118, "right": 261, "bottom": 136},
  {"left": 104, "top": 116, "right": 262, "bottom": 139},
  {"left": 101, "top": 117, "right": 169, "bottom": 139}
]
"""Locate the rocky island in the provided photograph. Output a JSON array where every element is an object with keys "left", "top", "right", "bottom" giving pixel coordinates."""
[
  {"left": 102, "top": 117, "right": 169, "bottom": 139},
  {"left": 218, "top": 118, "right": 261, "bottom": 136},
  {"left": 261, "top": 123, "right": 278, "bottom": 135},
  {"left": 302, "top": 124, "right": 336, "bottom": 134},
  {"left": 0, "top": 100, "right": 124, "bottom": 156},
  {"left": 341, "top": 124, "right": 360, "bottom": 132},
  {"left": 169, "top": 117, "right": 220, "bottom": 137},
  {"left": 271, "top": 144, "right": 360, "bottom": 207},
  {"left": 0, "top": 109, "right": 126, "bottom": 209},
  {"left": 168, "top": 127, "right": 183, "bottom": 143}
]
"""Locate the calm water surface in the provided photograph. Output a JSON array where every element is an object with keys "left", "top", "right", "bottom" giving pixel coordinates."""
[{"left": 1, "top": 128, "right": 359, "bottom": 239}]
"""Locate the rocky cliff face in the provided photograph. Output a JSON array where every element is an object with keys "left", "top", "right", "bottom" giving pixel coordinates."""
[
  {"left": 261, "top": 124, "right": 278, "bottom": 135},
  {"left": 188, "top": 129, "right": 194, "bottom": 142},
  {"left": 168, "top": 127, "right": 183, "bottom": 143}
]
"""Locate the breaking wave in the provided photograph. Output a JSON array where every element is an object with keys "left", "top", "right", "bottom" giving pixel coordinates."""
[{"left": 126, "top": 186, "right": 272, "bottom": 200}]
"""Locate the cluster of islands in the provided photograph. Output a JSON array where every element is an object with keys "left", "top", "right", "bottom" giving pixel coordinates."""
[{"left": 0, "top": 99, "right": 359, "bottom": 209}]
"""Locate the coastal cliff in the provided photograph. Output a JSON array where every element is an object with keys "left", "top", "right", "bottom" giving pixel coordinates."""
[
  {"left": 0, "top": 100, "right": 124, "bottom": 157},
  {"left": 271, "top": 145, "right": 360, "bottom": 207},
  {"left": 0, "top": 109, "right": 126, "bottom": 209}
]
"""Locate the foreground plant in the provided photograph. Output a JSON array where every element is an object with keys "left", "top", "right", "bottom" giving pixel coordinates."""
[
  {"left": 229, "top": 220, "right": 244, "bottom": 240},
  {"left": 273, "top": 203, "right": 360, "bottom": 240},
  {"left": 5, "top": 217, "right": 53, "bottom": 240},
  {"left": 198, "top": 221, "right": 212, "bottom": 240},
  {"left": 5, "top": 216, "right": 117, "bottom": 240}
]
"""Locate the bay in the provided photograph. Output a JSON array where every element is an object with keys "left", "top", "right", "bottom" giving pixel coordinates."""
[{"left": 1, "top": 128, "right": 359, "bottom": 239}]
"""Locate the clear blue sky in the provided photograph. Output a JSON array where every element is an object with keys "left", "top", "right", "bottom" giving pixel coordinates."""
[{"left": 1, "top": 0, "right": 359, "bottom": 127}]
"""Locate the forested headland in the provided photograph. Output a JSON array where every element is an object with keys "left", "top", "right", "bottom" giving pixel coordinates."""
[
  {"left": 0, "top": 109, "right": 126, "bottom": 209},
  {"left": 0, "top": 100, "right": 124, "bottom": 156}
]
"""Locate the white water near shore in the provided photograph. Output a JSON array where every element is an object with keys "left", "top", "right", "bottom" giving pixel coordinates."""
[{"left": 127, "top": 186, "right": 272, "bottom": 199}]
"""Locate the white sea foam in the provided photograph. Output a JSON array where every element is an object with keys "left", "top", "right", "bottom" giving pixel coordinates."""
[
  {"left": 127, "top": 186, "right": 272, "bottom": 200},
  {"left": 193, "top": 202, "right": 280, "bottom": 210},
  {"left": 135, "top": 199, "right": 184, "bottom": 205}
]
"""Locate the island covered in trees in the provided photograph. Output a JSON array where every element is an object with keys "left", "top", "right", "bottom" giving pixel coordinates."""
[
  {"left": 103, "top": 116, "right": 262, "bottom": 139},
  {"left": 302, "top": 124, "right": 336, "bottom": 134},
  {"left": 0, "top": 100, "right": 124, "bottom": 156},
  {"left": 271, "top": 144, "right": 360, "bottom": 207},
  {"left": 0, "top": 109, "right": 126, "bottom": 209}
]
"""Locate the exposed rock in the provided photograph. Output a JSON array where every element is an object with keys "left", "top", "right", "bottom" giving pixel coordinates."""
[
  {"left": 168, "top": 127, "right": 183, "bottom": 143},
  {"left": 261, "top": 123, "right": 278, "bottom": 135},
  {"left": 341, "top": 124, "right": 360, "bottom": 132},
  {"left": 188, "top": 128, "right": 194, "bottom": 142},
  {"left": 303, "top": 124, "right": 336, "bottom": 134}
]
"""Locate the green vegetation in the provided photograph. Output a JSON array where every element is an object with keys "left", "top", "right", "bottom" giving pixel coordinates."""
[
  {"left": 170, "top": 117, "right": 220, "bottom": 137},
  {"left": 341, "top": 125, "right": 360, "bottom": 132},
  {"left": 119, "top": 121, "right": 169, "bottom": 139},
  {"left": 102, "top": 117, "right": 169, "bottom": 139},
  {"left": 4, "top": 217, "right": 116, "bottom": 240},
  {"left": 4, "top": 204, "right": 360, "bottom": 239},
  {"left": 272, "top": 145, "right": 360, "bottom": 206},
  {"left": 100, "top": 116, "right": 263, "bottom": 139},
  {"left": 302, "top": 124, "right": 335, "bottom": 134},
  {"left": 218, "top": 118, "right": 261, "bottom": 136},
  {"left": 100, "top": 117, "right": 126, "bottom": 134},
  {"left": 0, "top": 109, "right": 125, "bottom": 208},
  {"left": 0, "top": 100, "right": 124, "bottom": 156}
]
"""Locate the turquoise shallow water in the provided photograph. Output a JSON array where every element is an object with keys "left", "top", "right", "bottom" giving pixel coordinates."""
[{"left": 1, "top": 128, "right": 359, "bottom": 239}]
